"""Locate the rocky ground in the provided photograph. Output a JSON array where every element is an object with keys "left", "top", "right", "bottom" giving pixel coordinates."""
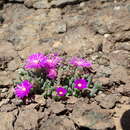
[{"left": 0, "top": 0, "right": 130, "bottom": 130}]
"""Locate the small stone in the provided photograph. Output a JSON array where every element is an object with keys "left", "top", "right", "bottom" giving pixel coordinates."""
[
  {"left": 0, "top": 99, "right": 10, "bottom": 107},
  {"left": 49, "top": 21, "right": 67, "bottom": 34},
  {"left": 1, "top": 88, "right": 8, "bottom": 93},
  {"left": 8, "top": 59, "right": 19, "bottom": 71},
  {"left": 51, "top": 0, "right": 82, "bottom": 7},
  {"left": 122, "top": 83, "right": 130, "bottom": 96},
  {"left": 33, "top": 0, "right": 50, "bottom": 9},
  {"left": 97, "top": 77, "right": 110, "bottom": 85},
  {"left": 35, "top": 95, "right": 46, "bottom": 106},
  {"left": 79, "top": 2, "right": 85, "bottom": 8},
  {"left": 11, "top": 98, "right": 23, "bottom": 106},
  {"left": 114, "top": 6, "right": 121, "bottom": 10},
  {"left": 67, "top": 96, "right": 78, "bottom": 104},
  {"left": 50, "top": 102, "right": 65, "bottom": 114},
  {"left": 15, "top": 109, "right": 43, "bottom": 130},
  {"left": 56, "top": 22, "right": 67, "bottom": 33},
  {"left": 52, "top": 41, "right": 63, "bottom": 48},
  {"left": 0, "top": 104, "right": 16, "bottom": 112}
]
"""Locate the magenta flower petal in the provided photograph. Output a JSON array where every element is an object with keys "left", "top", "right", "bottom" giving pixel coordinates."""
[
  {"left": 14, "top": 80, "right": 33, "bottom": 99},
  {"left": 44, "top": 53, "right": 63, "bottom": 69},
  {"left": 24, "top": 53, "right": 47, "bottom": 69},
  {"left": 69, "top": 57, "right": 92, "bottom": 67},
  {"left": 56, "top": 87, "right": 67, "bottom": 96},
  {"left": 74, "top": 79, "right": 88, "bottom": 90},
  {"left": 47, "top": 68, "right": 57, "bottom": 79}
]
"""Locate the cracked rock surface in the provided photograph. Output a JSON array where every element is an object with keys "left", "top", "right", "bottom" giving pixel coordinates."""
[{"left": 0, "top": 0, "right": 130, "bottom": 130}]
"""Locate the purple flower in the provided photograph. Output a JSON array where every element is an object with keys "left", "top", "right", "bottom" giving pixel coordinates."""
[
  {"left": 44, "top": 53, "right": 62, "bottom": 69},
  {"left": 14, "top": 80, "right": 33, "bottom": 99},
  {"left": 47, "top": 68, "right": 57, "bottom": 79},
  {"left": 69, "top": 57, "right": 92, "bottom": 67},
  {"left": 24, "top": 53, "right": 47, "bottom": 69},
  {"left": 56, "top": 87, "right": 67, "bottom": 96},
  {"left": 74, "top": 79, "right": 88, "bottom": 90}
]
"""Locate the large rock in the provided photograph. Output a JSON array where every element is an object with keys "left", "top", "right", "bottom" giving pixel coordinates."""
[
  {"left": 39, "top": 116, "right": 76, "bottom": 130},
  {"left": 8, "top": 0, "right": 24, "bottom": 2},
  {"left": 71, "top": 101, "right": 115, "bottom": 130},
  {"left": 15, "top": 109, "right": 43, "bottom": 130},
  {"left": 89, "top": 7, "right": 130, "bottom": 34},
  {"left": 0, "top": 0, "right": 5, "bottom": 7},
  {"left": 95, "top": 93, "right": 121, "bottom": 109},
  {"left": 122, "top": 83, "right": 130, "bottom": 96},
  {"left": 115, "top": 42, "right": 130, "bottom": 51},
  {"left": 0, "top": 41, "right": 17, "bottom": 58},
  {"left": 50, "top": 0, "right": 85, "bottom": 7},
  {"left": 0, "top": 112, "right": 16, "bottom": 130},
  {"left": 109, "top": 50, "right": 129, "bottom": 67},
  {"left": 0, "top": 71, "right": 13, "bottom": 86},
  {"left": 110, "top": 66, "right": 130, "bottom": 83}
]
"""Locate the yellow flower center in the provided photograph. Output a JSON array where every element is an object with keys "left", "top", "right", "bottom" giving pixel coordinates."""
[
  {"left": 33, "top": 60, "right": 39, "bottom": 64},
  {"left": 77, "top": 61, "right": 82, "bottom": 65},
  {"left": 78, "top": 83, "right": 82, "bottom": 87},
  {"left": 59, "top": 91, "right": 63, "bottom": 95},
  {"left": 22, "top": 87, "right": 26, "bottom": 91},
  {"left": 47, "top": 59, "right": 52, "bottom": 63}
]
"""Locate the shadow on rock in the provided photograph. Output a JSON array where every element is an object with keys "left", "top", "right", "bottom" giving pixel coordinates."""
[
  {"left": 120, "top": 109, "right": 130, "bottom": 130},
  {"left": 79, "top": 126, "right": 91, "bottom": 130}
]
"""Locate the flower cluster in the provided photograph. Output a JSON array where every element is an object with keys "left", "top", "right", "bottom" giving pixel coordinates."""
[{"left": 14, "top": 53, "right": 96, "bottom": 100}]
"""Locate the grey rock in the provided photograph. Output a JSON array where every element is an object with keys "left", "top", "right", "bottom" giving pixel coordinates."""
[
  {"left": 0, "top": 112, "right": 16, "bottom": 130},
  {"left": 95, "top": 94, "right": 121, "bottom": 109},
  {"left": 33, "top": 0, "right": 51, "bottom": 9},
  {"left": 109, "top": 50, "right": 129, "bottom": 67},
  {"left": 94, "top": 65, "right": 112, "bottom": 78},
  {"left": 110, "top": 66, "right": 129, "bottom": 83},
  {"left": 0, "top": 0, "right": 5, "bottom": 7},
  {"left": 1, "top": 88, "right": 8, "bottom": 93},
  {"left": 115, "top": 42, "right": 130, "bottom": 51},
  {"left": 94, "top": 77, "right": 110, "bottom": 85},
  {"left": 0, "top": 99, "right": 10, "bottom": 107},
  {"left": 11, "top": 98, "right": 23, "bottom": 106},
  {"left": 51, "top": 0, "right": 83, "bottom": 7},
  {"left": 7, "top": 60, "right": 18, "bottom": 71},
  {"left": 35, "top": 94, "right": 46, "bottom": 106},
  {"left": 15, "top": 109, "right": 43, "bottom": 130},
  {"left": 0, "top": 56, "right": 13, "bottom": 70},
  {"left": 90, "top": 20, "right": 109, "bottom": 35},
  {"left": 39, "top": 116, "right": 75, "bottom": 130},
  {"left": 122, "top": 83, "right": 130, "bottom": 96},
  {"left": 46, "top": 21, "right": 67, "bottom": 34},
  {"left": 55, "top": 22, "right": 67, "bottom": 33},
  {"left": 49, "top": 102, "right": 65, "bottom": 114},
  {"left": 100, "top": 0, "right": 113, "bottom": 2},
  {"left": 8, "top": 0, "right": 24, "bottom": 2},
  {"left": 89, "top": 7, "right": 130, "bottom": 34},
  {"left": 113, "top": 31, "right": 130, "bottom": 42},
  {"left": 0, "top": 104, "right": 16, "bottom": 112},
  {"left": 71, "top": 102, "right": 115, "bottom": 129},
  {"left": 102, "top": 35, "right": 115, "bottom": 53}
]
